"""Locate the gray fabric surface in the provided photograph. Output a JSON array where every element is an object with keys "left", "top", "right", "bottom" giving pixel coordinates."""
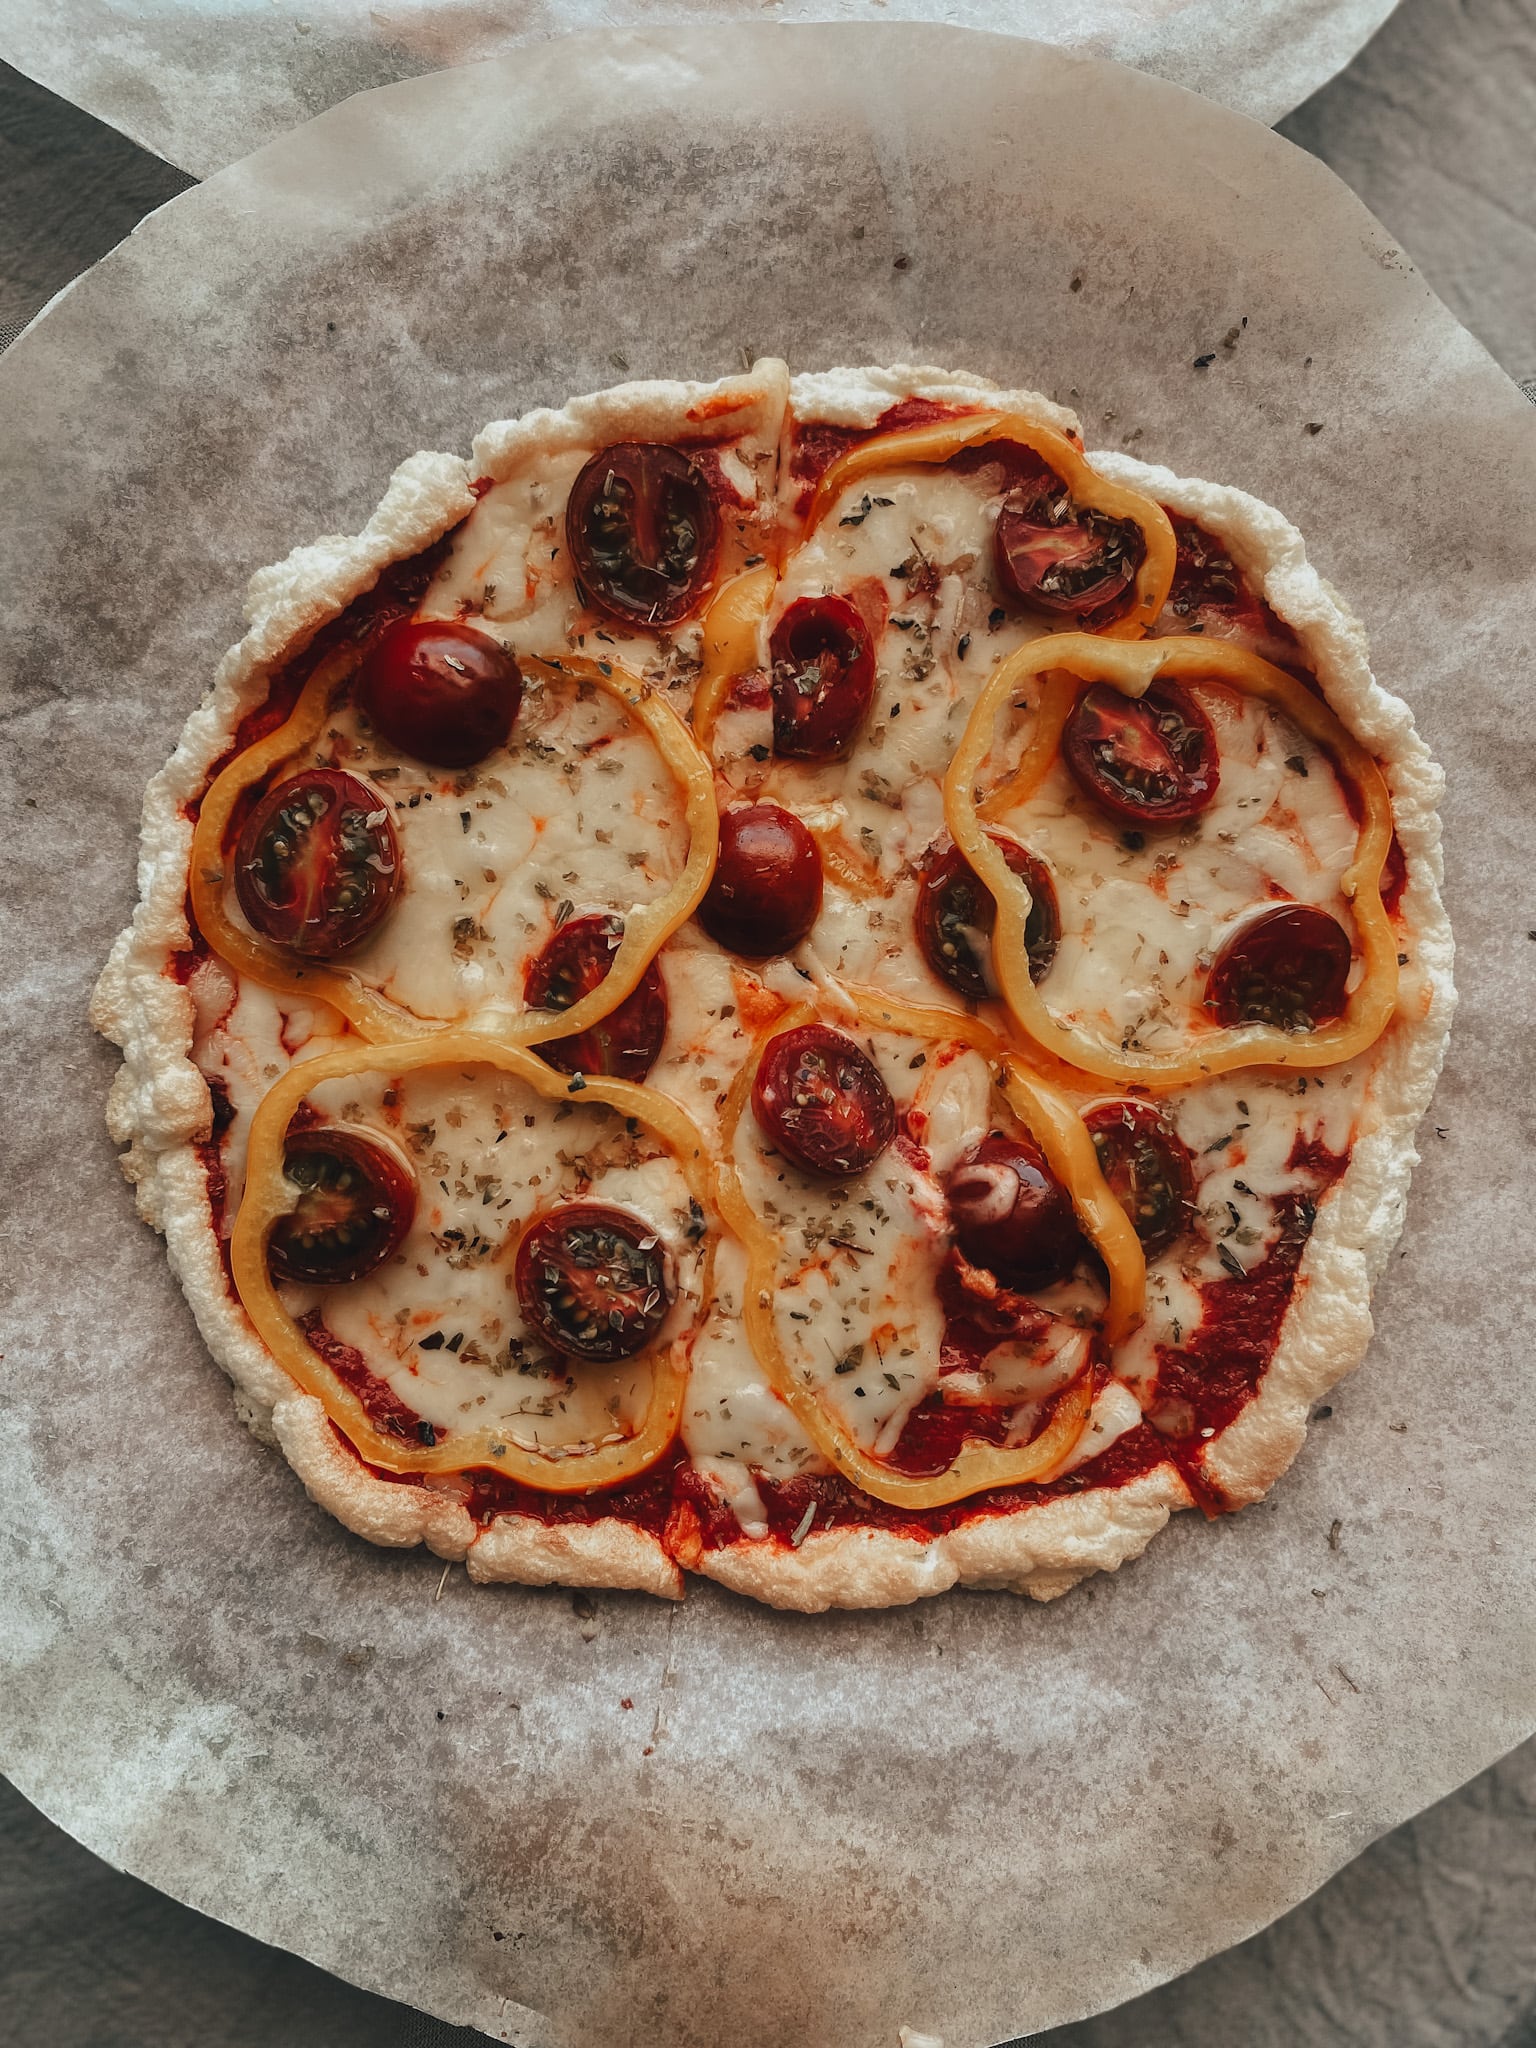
[{"left": 2, "top": 0, "right": 1533, "bottom": 2034}]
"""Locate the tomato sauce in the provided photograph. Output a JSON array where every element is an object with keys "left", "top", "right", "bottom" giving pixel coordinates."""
[
  {"left": 1163, "top": 514, "right": 1302, "bottom": 661},
  {"left": 300, "top": 1310, "right": 446, "bottom": 1448},
  {"left": 187, "top": 533, "right": 455, "bottom": 822},
  {"left": 789, "top": 397, "right": 971, "bottom": 511}
]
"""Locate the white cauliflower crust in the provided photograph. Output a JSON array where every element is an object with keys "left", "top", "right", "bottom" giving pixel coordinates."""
[{"left": 92, "top": 364, "right": 1453, "bottom": 1611}]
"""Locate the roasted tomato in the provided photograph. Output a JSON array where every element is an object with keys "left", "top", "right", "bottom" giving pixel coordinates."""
[
  {"left": 515, "top": 1203, "right": 673, "bottom": 1362},
  {"left": 698, "top": 804, "right": 823, "bottom": 957},
  {"left": 914, "top": 836, "right": 1059, "bottom": 999},
  {"left": 1062, "top": 679, "right": 1219, "bottom": 828},
  {"left": 268, "top": 1127, "right": 417, "bottom": 1285},
  {"left": 524, "top": 913, "right": 668, "bottom": 1083},
  {"left": 994, "top": 480, "right": 1144, "bottom": 626},
  {"left": 1164, "top": 514, "right": 1297, "bottom": 659},
  {"left": 751, "top": 1023, "right": 896, "bottom": 1179},
  {"left": 357, "top": 618, "right": 522, "bottom": 769},
  {"left": 1083, "top": 1099, "right": 1196, "bottom": 1258},
  {"left": 234, "top": 768, "right": 399, "bottom": 958},
  {"left": 768, "top": 594, "right": 877, "bottom": 759},
  {"left": 944, "top": 1131, "right": 1083, "bottom": 1291},
  {"left": 566, "top": 442, "right": 720, "bottom": 627},
  {"left": 1204, "top": 904, "right": 1352, "bottom": 1031}
]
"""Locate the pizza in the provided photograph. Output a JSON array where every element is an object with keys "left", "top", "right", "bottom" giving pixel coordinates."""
[{"left": 93, "top": 362, "right": 1454, "bottom": 1610}]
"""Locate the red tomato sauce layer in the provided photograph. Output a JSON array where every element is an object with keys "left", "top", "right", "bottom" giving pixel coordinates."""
[
  {"left": 336, "top": 1137, "right": 1349, "bottom": 1547},
  {"left": 301, "top": 1311, "right": 446, "bottom": 1448},
  {"left": 184, "top": 534, "right": 454, "bottom": 824},
  {"left": 789, "top": 397, "right": 972, "bottom": 512}
]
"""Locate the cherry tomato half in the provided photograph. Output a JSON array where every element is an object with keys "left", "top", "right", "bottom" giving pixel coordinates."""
[
  {"left": 515, "top": 1202, "right": 673, "bottom": 1362},
  {"left": 751, "top": 1024, "right": 896, "bottom": 1179},
  {"left": 1203, "top": 904, "right": 1352, "bottom": 1032},
  {"left": 524, "top": 913, "right": 668, "bottom": 1083},
  {"left": 995, "top": 483, "right": 1144, "bottom": 626},
  {"left": 1083, "top": 1099, "right": 1196, "bottom": 1258},
  {"left": 698, "top": 804, "right": 823, "bottom": 958},
  {"left": 268, "top": 1127, "right": 417, "bottom": 1285},
  {"left": 944, "top": 1130, "right": 1084, "bottom": 1291},
  {"left": 768, "top": 594, "right": 877, "bottom": 759},
  {"left": 357, "top": 618, "right": 522, "bottom": 769},
  {"left": 234, "top": 768, "right": 400, "bottom": 958},
  {"left": 1062, "top": 679, "right": 1220, "bottom": 828},
  {"left": 914, "top": 835, "right": 1059, "bottom": 1000},
  {"left": 566, "top": 442, "right": 720, "bottom": 628}
]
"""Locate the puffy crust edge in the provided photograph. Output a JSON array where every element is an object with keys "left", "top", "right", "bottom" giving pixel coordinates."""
[
  {"left": 272, "top": 1394, "right": 684, "bottom": 1597},
  {"left": 695, "top": 1469, "right": 1193, "bottom": 1612},
  {"left": 469, "top": 359, "right": 791, "bottom": 487},
  {"left": 786, "top": 362, "right": 1080, "bottom": 438}
]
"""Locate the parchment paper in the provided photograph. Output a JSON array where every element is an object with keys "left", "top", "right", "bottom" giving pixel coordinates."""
[
  {"left": 2, "top": 28, "right": 1533, "bottom": 2048},
  {"left": 0, "top": 0, "right": 1400, "bottom": 176}
]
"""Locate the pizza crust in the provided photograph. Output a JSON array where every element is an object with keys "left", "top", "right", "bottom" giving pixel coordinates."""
[
  {"left": 273, "top": 1392, "right": 685, "bottom": 1597},
  {"left": 94, "top": 365, "right": 1454, "bottom": 1610},
  {"left": 695, "top": 1468, "right": 1193, "bottom": 1611}
]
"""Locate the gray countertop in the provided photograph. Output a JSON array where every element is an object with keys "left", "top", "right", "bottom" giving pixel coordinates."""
[{"left": 2, "top": 1, "right": 1533, "bottom": 2036}]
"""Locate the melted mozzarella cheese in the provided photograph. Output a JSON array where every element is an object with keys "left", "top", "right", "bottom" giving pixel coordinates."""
[
  {"left": 766, "top": 467, "right": 1048, "bottom": 895},
  {"left": 990, "top": 682, "right": 1361, "bottom": 1054},
  {"left": 1056, "top": 1380, "right": 1144, "bottom": 1476},
  {"left": 422, "top": 432, "right": 776, "bottom": 688},
  {"left": 191, "top": 969, "right": 351, "bottom": 1219},
  {"left": 234, "top": 672, "right": 686, "bottom": 1028},
  {"left": 284, "top": 1062, "right": 704, "bottom": 1448},
  {"left": 1103, "top": 1068, "right": 1360, "bottom": 1391},
  {"left": 680, "top": 1237, "right": 827, "bottom": 1531},
  {"left": 729, "top": 1027, "right": 952, "bottom": 1454}
]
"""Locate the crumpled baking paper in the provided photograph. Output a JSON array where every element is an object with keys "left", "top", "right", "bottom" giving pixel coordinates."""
[
  {"left": 0, "top": 0, "right": 1399, "bottom": 176},
  {"left": 1, "top": 28, "right": 1532, "bottom": 2048}
]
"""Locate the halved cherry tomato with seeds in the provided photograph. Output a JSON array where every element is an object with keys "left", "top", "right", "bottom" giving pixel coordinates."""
[
  {"left": 698, "top": 804, "right": 823, "bottom": 958},
  {"left": 1083, "top": 1100, "right": 1196, "bottom": 1258},
  {"left": 752, "top": 1024, "right": 896, "bottom": 1179},
  {"left": 358, "top": 618, "right": 522, "bottom": 769},
  {"left": 566, "top": 442, "right": 720, "bottom": 627},
  {"left": 1204, "top": 904, "right": 1352, "bottom": 1032},
  {"left": 944, "top": 1131, "right": 1084, "bottom": 1292},
  {"left": 995, "top": 480, "right": 1144, "bottom": 626},
  {"left": 234, "top": 768, "right": 399, "bottom": 958},
  {"left": 768, "top": 594, "right": 877, "bottom": 759},
  {"left": 515, "top": 1203, "right": 673, "bottom": 1362},
  {"left": 914, "top": 836, "right": 1058, "bottom": 999},
  {"left": 1062, "top": 679, "right": 1219, "bottom": 827},
  {"left": 946, "top": 1130, "right": 1089, "bottom": 1286},
  {"left": 268, "top": 1127, "right": 416, "bottom": 1286},
  {"left": 524, "top": 913, "right": 668, "bottom": 1082}
]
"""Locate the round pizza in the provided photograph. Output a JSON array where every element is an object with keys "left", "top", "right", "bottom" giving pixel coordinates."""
[{"left": 93, "top": 362, "right": 1454, "bottom": 1610}]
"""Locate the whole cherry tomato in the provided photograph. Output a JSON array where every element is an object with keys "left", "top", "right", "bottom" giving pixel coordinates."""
[
  {"left": 698, "top": 804, "right": 823, "bottom": 957},
  {"left": 945, "top": 1130, "right": 1083, "bottom": 1290},
  {"left": 357, "top": 618, "right": 522, "bottom": 769}
]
